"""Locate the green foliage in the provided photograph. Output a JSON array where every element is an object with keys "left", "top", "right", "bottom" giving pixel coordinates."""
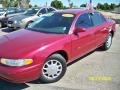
[
  {"left": 80, "top": 4, "right": 86, "bottom": 7},
  {"left": 63, "top": 6, "right": 69, "bottom": 9},
  {"left": 51, "top": 0, "right": 63, "bottom": 9},
  {"left": 97, "top": 3, "right": 118, "bottom": 10},
  {"left": 29, "top": 4, "right": 32, "bottom": 8},
  {"left": 34, "top": 5, "right": 38, "bottom": 8},
  {"left": 104, "top": 3, "right": 110, "bottom": 10},
  {"left": 110, "top": 3, "right": 116, "bottom": 10},
  {"left": 0, "top": 0, "right": 30, "bottom": 8}
]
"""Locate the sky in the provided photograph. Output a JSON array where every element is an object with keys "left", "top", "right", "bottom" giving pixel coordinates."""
[{"left": 30, "top": 0, "right": 120, "bottom": 7}]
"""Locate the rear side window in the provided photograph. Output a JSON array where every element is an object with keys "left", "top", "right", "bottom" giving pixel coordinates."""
[
  {"left": 76, "top": 13, "right": 93, "bottom": 28},
  {"left": 91, "top": 12, "right": 106, "bottom": 26},
  {"left": 100, "top": 14, "right": 106, "bottom": 22}
]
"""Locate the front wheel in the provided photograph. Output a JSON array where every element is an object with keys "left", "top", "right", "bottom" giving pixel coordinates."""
[
  {"left": 101, "top": 33, "right": 113, "bottom": 50},
  {"left": 0, "top": 21, "right": 3, "bottom": 28},
  {"left": 40, "top": 54, "right": 67, "bottom": 83}
]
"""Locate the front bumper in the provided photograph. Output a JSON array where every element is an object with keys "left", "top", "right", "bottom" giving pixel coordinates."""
[
  {"left": 7, "top": 21, "right": 26, "bottom": 29},
  {"left": 0, "top": 64, "right": 42, "bottom": 83},
  {"left": 0, "top": 18, "right": 8, "bottom": 26},
  {"left": 7, "top": 21, "right": 21, "bottom": 29}
]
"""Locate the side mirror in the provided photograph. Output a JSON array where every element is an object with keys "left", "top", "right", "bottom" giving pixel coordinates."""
[
  {"left": 3, "top": 12, "right": 7, "bottom": 17},
  {"left": 5, "top": 13, "right": 7, "bottom": 17},
  {"left": 74, "top": 27, "right": 86, "bottom": 34},
  {"left": 37, "top": 13, "right": 42, "bottom": 16}
]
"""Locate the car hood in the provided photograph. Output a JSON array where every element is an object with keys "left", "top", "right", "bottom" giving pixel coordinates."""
[
  {"left": 0, "top": 29, "right": 65, "bottom": 58},
  {"left": 23, "top": 15, "right": 39, "bottom": 23},
  {"left": 8, "top": 14, "right": 33, "bottom": 21}
]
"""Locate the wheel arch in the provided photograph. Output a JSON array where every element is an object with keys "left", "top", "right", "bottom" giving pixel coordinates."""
[
  {"left": 47, "top": 50, "right": 69, "bottom": 62},
  {"left": 110, "top": 30, "right": 114, "bottom": 37}
]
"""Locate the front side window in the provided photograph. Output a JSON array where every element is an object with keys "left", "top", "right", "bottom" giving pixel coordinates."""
[
  {"left": 39, "top": 8, "right": 46, "bottom": 14},
  {"left": 47, "top": 8, "right": 55, "bottom": 12},
  {"left": 76, "top": 13, "right": 93, "bottom": 28},
  {"left": 27, "top": 13, "right": 75, "bottom": 34},
  {"left": 24, "top": 9, "right": 38, "bottom": 15}
]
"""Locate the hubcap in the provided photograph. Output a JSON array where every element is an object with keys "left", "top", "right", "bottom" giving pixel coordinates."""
[
  {"left": 42, "top": 60, "right": 62, "bottom": 79},
  {"left": 106, "top": 35, "right": 112, "bottom": 48}
]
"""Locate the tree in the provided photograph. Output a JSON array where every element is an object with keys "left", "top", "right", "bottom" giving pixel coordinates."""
[
  {"left": 0, "top": 0, "right": 30, "bottom": 8},
  {"left": 34, "top": 4, "right": 38, "bottom": 8},
  {"left": 80, "top": 4, "right": 86, "bottom": 7},
  {"left": 51, "top": 0, "right": 63, "bottom": 9},
  {"left": 0, "top": 0, "right": 3, "bottom": 4},
  {"left": 9, "top": 0, "right": 17, "bottom": 7},
  {"left": 104, "top": 3, "right": 110, "bottom": 10},
  {"left": 97, "top": 3, "right": 101, "bottom": 9},
  {"left": 68, "top": 0, "right": 73, "bottom": 8},
  {"left": 96, "top": 3, "right": 117, "bottom": 10},
  {"left": 2, "top": 0, "right": 9, "bottom": 7},
  {"left": 97, "top": 3, "right": 105, "bottom": 10},
  {"left": 29, "top": 4, "right": 32, "bottom": 8},
  {"left": 62, "top": 5, "right": 70, "bottom": 9},
  {"left": 110, "top": 3, "right": 116, "bottom": 10}
]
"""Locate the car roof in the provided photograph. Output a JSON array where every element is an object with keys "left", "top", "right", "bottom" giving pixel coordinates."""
[{"left": 55, "top": 8, "right": 93, "bottom": 15}]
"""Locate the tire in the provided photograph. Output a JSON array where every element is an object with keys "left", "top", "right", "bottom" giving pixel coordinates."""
[
  {"left": 101, "top": 33, "right": 113, "bottom": 50},
  {"left": 40, "top": 54, "right": 67, "bottom": 83},
  {"left": 0, "top": 21, "right": 3, "bottom": 28}
]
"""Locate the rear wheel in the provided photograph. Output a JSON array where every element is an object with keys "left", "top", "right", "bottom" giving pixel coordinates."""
[
  {"left": 40, "top": 54, "right": 67, "bottom": 83},
  {"left": 101, "top": 33, "right": 113, "bottom": 50}
]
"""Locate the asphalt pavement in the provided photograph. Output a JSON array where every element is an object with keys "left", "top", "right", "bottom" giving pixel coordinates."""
[{"left": 0, "top": 26, "right": 120, "bottom": 90}]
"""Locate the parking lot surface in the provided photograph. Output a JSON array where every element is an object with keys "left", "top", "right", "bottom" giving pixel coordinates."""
[{"left": 0, "top": 25, "right": 120, "bottom": 90}]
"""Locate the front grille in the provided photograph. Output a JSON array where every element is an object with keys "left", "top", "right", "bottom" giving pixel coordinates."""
[{"left": 8, "top": 21, "right": 13, "bottom": 24}]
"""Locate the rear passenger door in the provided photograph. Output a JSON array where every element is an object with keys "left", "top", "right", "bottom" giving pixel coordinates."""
[{"left": 90, "top": 12, "right": 109, "bottom": 47}]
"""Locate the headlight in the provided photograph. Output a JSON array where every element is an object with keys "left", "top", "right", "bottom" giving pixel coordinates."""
[
  {"left": 21, "top": 19, "right": 26, "bottom": 24},
  {"left": 14, "top": 20, "right": 17, "bottom": 24},
  {"left": 0, "top": 58, "right": 33, "bottom": 66}
]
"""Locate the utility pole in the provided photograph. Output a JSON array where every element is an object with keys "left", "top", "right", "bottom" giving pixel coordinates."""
[{"left": 46, "top": 2, "right": 48, "bottom": 7}]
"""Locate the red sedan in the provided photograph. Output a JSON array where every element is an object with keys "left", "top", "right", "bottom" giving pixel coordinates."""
[{"left": 0, "top": 9, "right": 116, "bottom": 83}]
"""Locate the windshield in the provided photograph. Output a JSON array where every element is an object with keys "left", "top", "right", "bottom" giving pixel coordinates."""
[
  {"left": 0, "top": 8, "right": 5, "bottom": 12},
  {"left": 24, "top": 9, "right": 38, "bottom": 15},
  {"left": 27, "top": 13, "right": 75, "bottom": 34}
]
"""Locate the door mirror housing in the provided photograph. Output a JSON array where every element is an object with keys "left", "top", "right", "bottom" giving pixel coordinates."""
[
  {"left": 3, "top": 12, "right": 7, "bottom": 17},
  {"left": 74, "top": 27, "right": 86, "bottom": 34},
  {"left": 5, "top": 13, "right": 7, "bottom": 17},
  {"left": 37, "top": 13, "right": 42, "bottom": 16}
]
